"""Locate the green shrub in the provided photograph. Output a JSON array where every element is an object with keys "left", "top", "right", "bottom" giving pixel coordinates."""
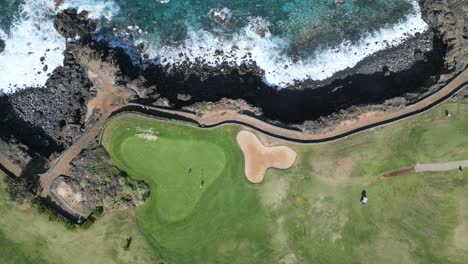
[{"left": 30, "top": 199, "right": 79, "bottom": 229}]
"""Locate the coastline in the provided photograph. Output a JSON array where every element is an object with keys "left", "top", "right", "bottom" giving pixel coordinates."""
[
  {"left": 0, "top": 0, "right": 465, "bottom": 191},
  {"left": 0, "top": 0, "right": 465, "bottom": 223}
]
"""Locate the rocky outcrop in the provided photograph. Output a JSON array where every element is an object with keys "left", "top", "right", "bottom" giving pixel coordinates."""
[
  {"left": 128, "top": 28, "right": 442, "bottom": 123},
  {"left": 0, "top": 49, "right": 92, "bottom": 157},
  {"left": 184, "top": 98, "right": 263, "bottom": 117},
  {"left": 419, "top": 0, "right": 467, "bottom": 78},
  {"left": 87, "top": 8, "right": 447, "bottom": 124},
  {"left": 0, "top": 39, "right": 5, "bottom": 53},
  {"left": 54, "top": 8, "right": 96, "bottom": 42}
]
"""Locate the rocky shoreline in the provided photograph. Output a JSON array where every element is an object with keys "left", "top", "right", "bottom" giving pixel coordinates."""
[
  {"left": 89, "top": 1, "right": 465, "bottom": 126},
  {"left": 0, "top": 0, "right": 466, "bottom": 222}
]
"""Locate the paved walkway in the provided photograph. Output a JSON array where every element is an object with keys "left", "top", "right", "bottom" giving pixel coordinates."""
[
  {"left": 128, "top": 69, "right": 468, "bottom": 143},
  {"left": 8, "top": 54, "right": 468, "bottom": 207},
  {"left": 415, "top": 160, "right": 468, "bottom": 172},
  {"left": 384, "top": 160, "right": 468, "bottom": 177}
]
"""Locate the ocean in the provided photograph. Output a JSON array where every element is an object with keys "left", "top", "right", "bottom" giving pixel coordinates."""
[{"left": 0, "top": 0, "right": 428, "bottom": 93}]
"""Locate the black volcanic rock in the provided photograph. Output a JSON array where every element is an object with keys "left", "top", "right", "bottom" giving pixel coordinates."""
[
  {"left": 91, "top": 33, "right": 144, "bottom": 79},
  {"left": 134, "top": 27, "right": 444, "bottom": 123},
  {"left": 0, "top": 39, "right": 5, "bottom": 53},
  {"left": 419, "top": 0, "right": 467, "bottom": 74},
  {"left": 0, "top": 50, "right": 92, "bottom": 157},
  {"left": 54, "top": 8, "right": 96, "bottom": 41}
]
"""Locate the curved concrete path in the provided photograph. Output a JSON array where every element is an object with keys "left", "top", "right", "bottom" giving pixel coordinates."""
[{"left": 127, "top": 69, "right": 468, "bottom": 143}]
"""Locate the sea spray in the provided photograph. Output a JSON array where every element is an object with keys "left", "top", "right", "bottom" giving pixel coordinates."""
[
  {"left": 0, "top": 0, "right": 428, "bottom": 92},
  {"left": 0, "top": 0, "right": 119, "bottom": 93},
  {"left": 0, "top": 0, "right": 64, "bottom": 93},
  {"left": 143, "top": 1, "right": 428, "bottom": 86}
]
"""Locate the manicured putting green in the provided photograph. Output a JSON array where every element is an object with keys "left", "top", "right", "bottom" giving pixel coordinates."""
[{"left": 116, "top": 131, "right": 226, "bottom": 221}]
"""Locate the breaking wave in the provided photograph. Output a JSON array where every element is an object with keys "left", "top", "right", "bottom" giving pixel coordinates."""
[
  {"left": 145, "top": 1, "right": 428, "bottom": 87},
  {"left": 0, "top": 0, "right": 428, "bottom": 93},
  {"left": 0, "top": 0, "right": 118, "bottom": 94}
]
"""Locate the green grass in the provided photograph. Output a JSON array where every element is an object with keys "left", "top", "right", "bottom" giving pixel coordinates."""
[
  {"left": 101, "top": 103, "right": 468, "bottom": 263},
  {"left": 0, "top": 172, "right": 160, "bottom": 264},
  {"left": 2, "top": 101, "right": 468, "bottom": 263},
  {"left": 108, "top": 124, "right": 227, "bottom": 221}
]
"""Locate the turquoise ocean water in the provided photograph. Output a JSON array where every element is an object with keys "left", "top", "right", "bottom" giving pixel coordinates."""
[
  {"left": 111, "top": 0, "right": 412, "bottom": 55},
  {"left": 0, "top": 0, "right": 428, "bottom": 91}
]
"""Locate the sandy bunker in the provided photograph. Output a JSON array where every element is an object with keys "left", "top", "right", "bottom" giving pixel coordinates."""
[{"left": 237, "top": 131, "right": 297, "bottom": 183}]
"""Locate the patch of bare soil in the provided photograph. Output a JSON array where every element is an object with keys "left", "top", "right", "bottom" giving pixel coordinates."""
[
  {"left": 15, "top": 202, "right": 31, "bottom": 210},
  {"left": 336, "top": 157, "right": 356, "bottom": 179},
  {"left": 0, "top": 153, "right": 22, "bottom": 177},
  {"left": 280, "top": 253, "right": 298, "bottom": 264},
  {"left": 454, "top": 222, "right": 468, "bottom": 249},
  {"left": 310, "top": 156, "right": 354, "bottom": 184},
  {"left": 80, "top": 48, "right": 136, "bottom": 123},
  {"left": 237, "top": 131, "right": 296, "bottom": 183},
  {"left": 53, "top": 180, "right": 85, "bottom": 213},
  {"left": 259, "top": 176, "right": 289, "bottom": 209},
  {"left": 383, "top": 167, "right": 416, "bottom": 177}
]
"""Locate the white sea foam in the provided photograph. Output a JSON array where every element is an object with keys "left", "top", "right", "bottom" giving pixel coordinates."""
[
  {"left": 0, "top": 0, "right": 65, "bottom": 93},
  {"left": 60, "top": 0, "right": 119, "bottom": 20},
  {"left": 0, "top": 0, "right": 119, "bottom": 94},
  {"left": 148, "top": 1, "right": 428, "bottom": 87},
  {"left": 209, "top": 7, "right": 232, "bottom": 23}
]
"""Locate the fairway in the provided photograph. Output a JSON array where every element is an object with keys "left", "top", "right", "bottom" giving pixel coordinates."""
[
  {"left": 0, "top": 171, "right": 160, "bottom": 264},
  {"left": 101, "top": 103, "right": 468, "bottom": 264},
  {"left": 2, "top": 101, "right": 468, "bottom": 263}
]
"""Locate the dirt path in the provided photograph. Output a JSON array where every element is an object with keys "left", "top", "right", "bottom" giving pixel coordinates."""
[
  {"left": 38, "top": 47, "right": 135, "bottom": 198},
  {"left": 129, "top": 69, "right": 467, "bottom": 143},
  {"left": 237, "top": 131, "right": 296, "bottom": 183},
  {"left": 383, "top": 167, "right": 416, "bottom": 177},
  {"left": 383, "top": 160, "right": 468, "bottom": 177},
  {"left": 0, "top": 153, "right": 23, "bottom": 177}
]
